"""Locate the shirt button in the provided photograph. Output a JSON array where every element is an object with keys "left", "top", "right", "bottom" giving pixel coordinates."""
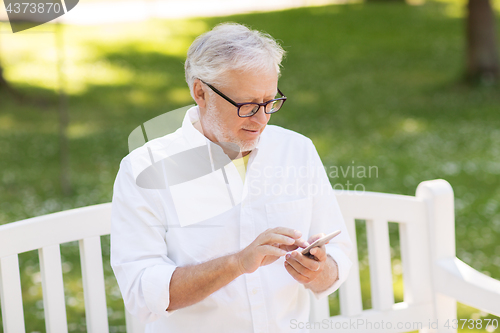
[{"left": 252, "top": 288, "right": 258, "bottom": 295}]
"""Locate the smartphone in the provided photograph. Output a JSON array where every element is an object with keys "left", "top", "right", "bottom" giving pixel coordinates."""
[{"left": 301, "top": 230, "right": 341, "bottom": 258}]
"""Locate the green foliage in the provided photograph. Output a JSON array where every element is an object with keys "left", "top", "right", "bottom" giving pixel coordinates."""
[{"left": 1, "top": 1, "right": 499, "bottom": 332}]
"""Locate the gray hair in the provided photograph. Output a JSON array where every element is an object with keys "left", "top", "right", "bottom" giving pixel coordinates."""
[{"left": 184, "top": 23, "right": 285, "bottom": 98}]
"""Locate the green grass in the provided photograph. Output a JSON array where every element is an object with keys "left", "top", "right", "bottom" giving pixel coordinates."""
[{"left": 1, "top": 1, "right": 500, "bottom": 332}]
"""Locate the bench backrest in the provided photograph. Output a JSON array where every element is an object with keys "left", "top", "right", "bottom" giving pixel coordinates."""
[
  {"left": 1, "top": 179, "right": 499, "bottom": 333},
  {"left": 0, "top": 203, "right": 116, "bottom": 333},
  {"left": 310, "top": 179, "right": 500, "bottom": 333},
  {"left": 310, "top": 179, "right": 447, "bottom": 332}
]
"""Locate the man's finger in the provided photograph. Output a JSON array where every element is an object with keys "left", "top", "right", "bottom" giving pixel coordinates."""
[
  {"left": 279, "top": 237, "right": 309, "bottom": 252},
  {"left": 261, "top": 233, "right": 296, "bottom": 246},
  {"left": 286, "top": 251, "right": 321, "bottom": 274},
  {"left": 309, "top": 246, "right": 327, "bottom": 262},
  {"left": 260, "top": 244, "right": 287, "bottom": 257},
  {"left": 295, "top": 238, "right": 309, "bottom": 249},
  {"left": 285, "top": 257, "right": 311, "bottom": 277},
  {"left": 270, "top": 227, "right": 302, "bottom": 239},
  {"left": 284, "top": 260, "right": 311, "bottom": 284}
]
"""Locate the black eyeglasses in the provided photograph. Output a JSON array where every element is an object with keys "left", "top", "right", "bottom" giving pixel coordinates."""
[{"left": 200, "top": 79, "right": 287, "bottom": 118}]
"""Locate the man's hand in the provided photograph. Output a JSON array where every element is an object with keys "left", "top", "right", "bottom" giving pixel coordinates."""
[
  {"left": 236, "top": 227, "right": 306, "bottom": 274},
  {"left": 284, "top": 233, "right": 328, "bottom": 285}
]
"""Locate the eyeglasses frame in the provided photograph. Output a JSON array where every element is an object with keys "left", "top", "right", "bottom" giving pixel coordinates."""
[{"left": 199, "top": 79, "right": 287, "bottom": 118}]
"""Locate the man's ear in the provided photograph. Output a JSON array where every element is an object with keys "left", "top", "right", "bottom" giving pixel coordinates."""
[{"left": 192, "top": 79, "right": 207, "bottom": 108}]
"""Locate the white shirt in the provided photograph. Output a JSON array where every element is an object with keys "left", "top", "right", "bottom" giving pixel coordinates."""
[{"left": 110, "top": 106, "right": 352, "bottom": 333}]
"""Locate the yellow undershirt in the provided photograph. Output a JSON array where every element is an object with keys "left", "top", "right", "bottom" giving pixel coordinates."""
[{"left": 232, "top": 153, "right": 250, "bottom": 182}]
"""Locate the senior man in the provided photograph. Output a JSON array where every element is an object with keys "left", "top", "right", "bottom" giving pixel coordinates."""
[{"left": 111, "top": 23, "right": 352, "bottom": 332}]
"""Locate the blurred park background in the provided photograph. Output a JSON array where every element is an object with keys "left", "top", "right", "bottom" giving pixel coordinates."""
[{"left": 1, "top": 0, "right": 500, "bottom": 332}]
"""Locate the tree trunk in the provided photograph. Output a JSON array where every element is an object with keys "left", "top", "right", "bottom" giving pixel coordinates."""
[
  {"left": 1, "top": 25, "right": 19, "bottom": 98},
  {"left": 466, "top": 0, "right": 499, "bottom": 84},
  {"left": 0, "top": 62, "right": 8, "bottom": 89},
  {"left": 1, "top": 30, "right": 17, "bottom": 97},
  {"left": 0, "top": 33, "right": 12, "bottom": 94},
  {"left": 0, "top": 62, "right": 23, "bottom": 100}
]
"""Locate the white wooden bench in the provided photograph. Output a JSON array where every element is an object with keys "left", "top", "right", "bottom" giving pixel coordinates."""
[{"left": 1, "top": 179, "right": 499, "bottom": 333}]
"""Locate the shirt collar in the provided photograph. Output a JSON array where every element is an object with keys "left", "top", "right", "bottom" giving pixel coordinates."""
[{"left": 182, "top": 105, "right": 208, "bottom": 148}]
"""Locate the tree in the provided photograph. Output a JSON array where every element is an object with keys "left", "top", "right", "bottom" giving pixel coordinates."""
[
  {"left": 0, "top": 25, "right": 71, "bottom": 195},
  {"left": 0, "top": 27, "right": 22, "bottom": 100},
  {"left": 466, "top": 0, "right": 499, "bottom": 84},
  {"left": 0, "top": 61, "right": 21, "bottom": 99},
  {"left": 0, "top": 62, "right": 8, "bottom": 90}
]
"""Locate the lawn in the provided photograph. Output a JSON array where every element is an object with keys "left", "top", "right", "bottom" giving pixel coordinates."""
[{"left": 1, "top": 1, "right": 500, "bottom": 332}]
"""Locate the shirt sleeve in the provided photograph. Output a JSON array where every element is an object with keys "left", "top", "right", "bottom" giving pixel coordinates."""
[
  {"left": 306, "top": 139, "right": 353, "bottom": 300},
  {"left": 110, "top": 156, "right": 177, "bottom": 323}
]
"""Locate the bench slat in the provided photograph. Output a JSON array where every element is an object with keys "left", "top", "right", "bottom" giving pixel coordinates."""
[
  {"left": 0, "top": 254, "right": 26, "bottom": 333},
  {"left": 339, "top": 213, "right": 363, "bottom": 316},
  {"left": 366, "top": 218, "right": 394, "bottom": 311},
  {"left": 0, "top": 203, "right": 112, "bottom": 258},
  {"left": 313, "top": 302, "right": 435, "bottom": 333},
  {"left": 79, "top": 236, "right": 109, "bottom": 332},
  {"left": 39, "top": 244, "right": 68, "bottom": 333},
  {"left": 399, "top": 222, "right": 433, "bottom": 304},
  {"left": 335, "top": 192, "right": 426, "bottom": 225}
]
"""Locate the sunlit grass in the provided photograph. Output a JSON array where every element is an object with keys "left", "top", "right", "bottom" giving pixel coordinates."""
[{"left": 1, "top": 1, "right": 500, "bottom": 332}]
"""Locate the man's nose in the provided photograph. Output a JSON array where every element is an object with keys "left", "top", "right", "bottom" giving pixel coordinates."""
[{"left": 250, "top": 105, "right": 269, "bottom": 124}]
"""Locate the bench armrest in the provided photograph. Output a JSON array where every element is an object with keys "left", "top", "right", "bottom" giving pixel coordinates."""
[{"left": 435, "top": 257, "right": 500, "bottom": 317}]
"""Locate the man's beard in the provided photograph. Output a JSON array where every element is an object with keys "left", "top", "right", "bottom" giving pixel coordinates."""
[{"left": 202, "top": 102, "right": 260, "bottom": 154}]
